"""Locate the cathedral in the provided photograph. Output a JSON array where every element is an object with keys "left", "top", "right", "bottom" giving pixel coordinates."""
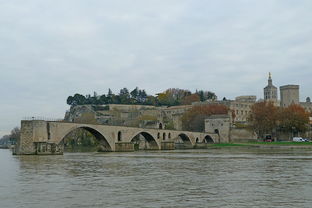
[
  {"left": 263, "top": 72, "right": 278, "bottom": 105},
  {"left": 263, "top": 73, "right": 312, "bottom": 112}
]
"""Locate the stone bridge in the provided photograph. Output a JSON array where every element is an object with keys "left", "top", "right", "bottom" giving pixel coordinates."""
[{"left": 15, "top": 120, "right": 220, "bottom": 155}]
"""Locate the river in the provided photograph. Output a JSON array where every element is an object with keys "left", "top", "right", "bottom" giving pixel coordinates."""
[{"left": 1, "top": 147, "right": 312, "bottom": 208}]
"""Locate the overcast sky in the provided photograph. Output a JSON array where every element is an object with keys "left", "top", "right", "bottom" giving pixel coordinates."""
[{"left": 1, "top": 0, "right": 312, "bottom": 137}]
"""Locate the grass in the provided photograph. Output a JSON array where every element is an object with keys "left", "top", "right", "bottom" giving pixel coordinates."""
[
  {"left": 210, "top": 143, "right": 249, "bottom": 147},
  {"left": 247, "top": 141, "right": 312, "bottom": 145},
  {"left": 207, "top": 141, "right": 312, "bottom": 148}
]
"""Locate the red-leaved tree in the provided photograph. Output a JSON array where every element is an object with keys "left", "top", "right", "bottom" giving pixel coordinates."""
[{"left": 182, "top": 104, "right": 229, "bottom": 132}]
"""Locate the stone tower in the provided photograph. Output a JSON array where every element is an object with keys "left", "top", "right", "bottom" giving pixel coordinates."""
[
  {"left": 264, "top": 72, "right": 278, "bottom": 102},
  {"left": 280, "top": 85, "right": 299, "bottom": 107}
]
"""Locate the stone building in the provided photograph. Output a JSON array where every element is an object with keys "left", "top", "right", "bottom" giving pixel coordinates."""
[
  {"left": 194, "top": 95, "right": 256, "bottom": 123},
  {"left": 64, "top": 73, "right": 312, "bottom": 137},
  {"left": 300, "top": 97, "right": 312, "bottom": 113},
  {"left": 204, "top": 114, "right": 257, "bottom": 143},
  {"left": 264, "top": 73, "right": 278, "bottom": 105},
  {"left": 65, "top": 103, "right": 193, "bottom": 131},
  {"left": 232, "top": 96, "right": 256, "bottom": 123},
  {"left": 280, "top": 85, "right": 299, "bottom": 107},
  {"left": 262, "top": 74, "right": 312, "bottom": 113},
  {"left": 205, "top": 114, "right": 230, "bottom": 142},
  {"left": 162, "top": 105, "right": 192, "bottom": 130}
]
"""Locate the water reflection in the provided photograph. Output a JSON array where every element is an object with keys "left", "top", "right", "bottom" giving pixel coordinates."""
[{"left": 1, "top": 148, "right": 312, "bottom": 208}]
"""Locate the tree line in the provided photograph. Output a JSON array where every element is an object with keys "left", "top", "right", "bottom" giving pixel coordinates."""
[
  {"left": 67, "top": 87, "right": 217, "bottom": 107},
  {"left": 0, "top": 127, "right": 20, "bottom": 146},
  {"left": 249, "top": 102, "right": 311, "bottom": 139},
  {"left": 181, "top": 101, "right": 311, "bottom": 136}
]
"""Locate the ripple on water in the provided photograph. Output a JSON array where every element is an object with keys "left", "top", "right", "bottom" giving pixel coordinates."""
[{"left": 1, "top": 148, "right": 312, "bottom": 208}]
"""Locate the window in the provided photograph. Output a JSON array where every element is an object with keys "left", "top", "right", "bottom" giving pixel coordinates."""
[{"left": 118, "top": 131, "right": 122, "bottom": 141}]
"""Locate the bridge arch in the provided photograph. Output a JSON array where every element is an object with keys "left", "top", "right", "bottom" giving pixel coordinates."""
[
  {"left": 129, "top": 131, "right": 159, "bottom": 150},
  {"left": 175, "top": 133, "right": 192, "bottom": 145},
  {"left": 204, "top": 135, "right": 214, "bottom": 143},
  {"left": 61, "top": 126, "right": 112, "bottom": 152}
]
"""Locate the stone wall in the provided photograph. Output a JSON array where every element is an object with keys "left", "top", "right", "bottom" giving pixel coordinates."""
[
  {"left": 16, "top": 121, "right": 35, "bottom": 154},
  {"left": 161, "top": 141, "right": 175, "bottom": 150},
  {"left": 115, "top": 142, "right": 135, "bottom": 151},
  {"left": 194, "top": 96, "right": 256, "bottom": 123},
  {"left": 16, "top": 120, "right": 49, "bottom": 154},
  {"left": 205, "top": 115, "right": 230, "bottom": 143},
  {"left": 230, "top": 128, "right": 257, "bottom": 142},
  {"left": 280, "top": 85, "right": 299, "bottom": 107}
]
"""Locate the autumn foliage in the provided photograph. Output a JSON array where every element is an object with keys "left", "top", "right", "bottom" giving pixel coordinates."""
[
  {"left": 278, "top": 104, "right": 310, "bottom": 133},
  {"left": 182, "top": 104, "right": 229, "bottom": 132},
  {"left": 249, "top": 102, "right": 310, "bottom": 138},
  {"left": 181, "top": 94, "right": 200, "bottom": 105},
  {"left": 249, "top": 102, "right": 278, "bottom": 137}
]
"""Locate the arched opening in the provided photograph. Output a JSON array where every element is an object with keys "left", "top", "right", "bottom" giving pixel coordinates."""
[
  {"left": 204, "top": 135, "right": 214, "bottom": 143},
  {"left": 61, "top": 127, "right": 112, "bottom": 152},
  {"left": 174, "top": 133, "right": 192, "bottom": 149},
  {"left": 157, "top": 132, "right": 160, "bottom": 139},
  {"left": 118, "top": 131, "right": 122, "bottom": 142},
  {"left": 159, "top": 123, "right": 163, "bottom": 129},
  {"left": 130, "top": 132, "right": 159, "bottom": 150},
  {"left": 168, "top": 133, "right": 171, "bottom": 139},
  {"left": 196, "top": 137, "right": 199, "bottom": 143},
  {"left": 163, "top": 132, "right": 166, "bottom": 141},
  {"left": 175, "top": 133, "right": 192, "bottom": 144}
]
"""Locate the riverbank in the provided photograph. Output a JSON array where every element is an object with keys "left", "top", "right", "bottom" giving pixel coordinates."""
[
  {"left": 209, "top": 141, "right": 312, "bottom": 149},
  {"left": 0, "top": 145, "right": 10, "bottom": 149},
  {"left": 64, "top": 142, "right": 312, "bottom": 152}
]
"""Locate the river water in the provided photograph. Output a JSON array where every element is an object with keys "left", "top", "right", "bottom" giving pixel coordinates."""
[{"left": 1, "top": 147, "right": 312, "bottom": 208}]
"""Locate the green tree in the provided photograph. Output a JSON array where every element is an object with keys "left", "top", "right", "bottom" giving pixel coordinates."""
[
  {"left": 67, "top": 96, "right": 74, "bottom": 106},
  {"left": 76, "top": 93, "right": 87, "bottom": 105},
  {"left": 9, "top": 127, "right": 20, "bottom": 145},
  {"left": 108, "top": 88, "right": 113, "bottom": 97},
  {"left": 130, "top": 87, "right": 139, "bottom": 99},
  {"left": 119, "top": 88, "right": 130, "bottom": 104}
]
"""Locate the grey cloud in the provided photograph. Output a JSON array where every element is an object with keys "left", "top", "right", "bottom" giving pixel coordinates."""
[{"left": 1, "top": 0, "right": 312, "bottom": 136}]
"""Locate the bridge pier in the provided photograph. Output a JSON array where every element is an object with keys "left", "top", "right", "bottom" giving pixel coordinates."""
[
  {"left": 174, "top": 143, "right": 194, "bottom": 149},
  {"left": 161, "top": 141, "right": 175, "bottom": 150},
  {"left": 115, "top": 142, "right": 135, "bottom": 152},
  {"left": 34, "top": 142, "right": 63, "bottom": 155},
  {"left": 14, "top": 120, "right": 44, "bottom": 155}
]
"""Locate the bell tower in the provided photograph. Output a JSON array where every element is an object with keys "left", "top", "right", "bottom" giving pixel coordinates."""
[{"left": 264, "top": 72, "right": 278, "bottom": 102}]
